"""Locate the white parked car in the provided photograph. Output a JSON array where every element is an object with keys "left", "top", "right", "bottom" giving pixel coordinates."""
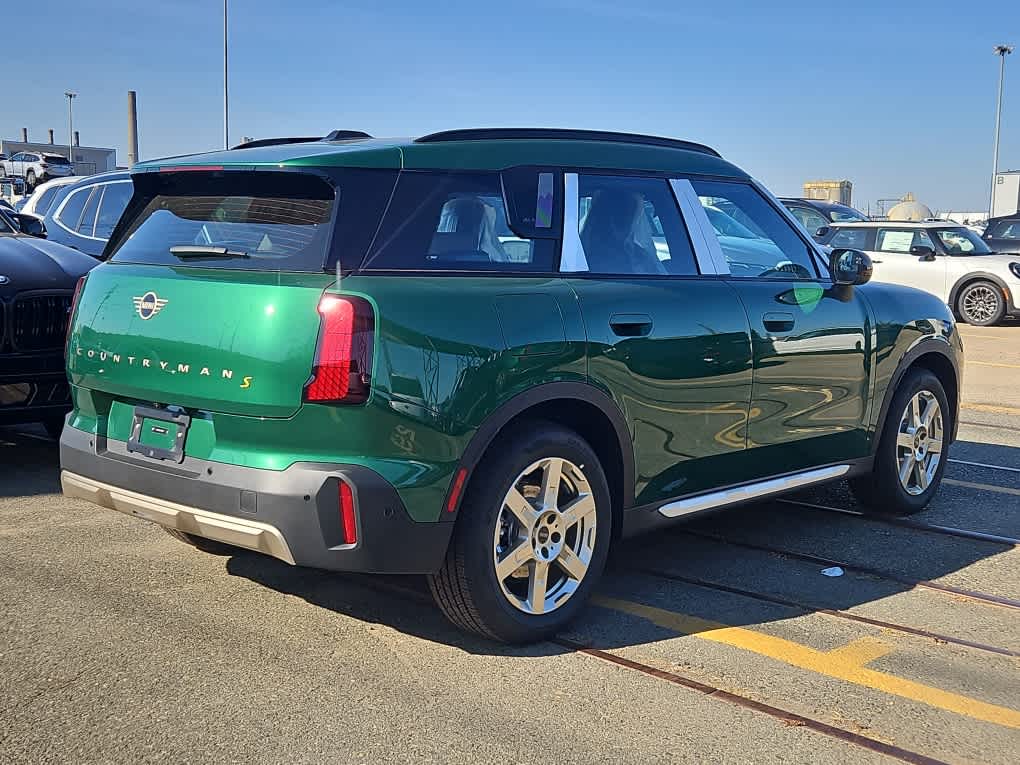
[
  {"left": 819, "top": 221, "right": 1020, "bottom": 325},
  {"left": 0, "top": 151, "right": 74, "bottom": 189}
]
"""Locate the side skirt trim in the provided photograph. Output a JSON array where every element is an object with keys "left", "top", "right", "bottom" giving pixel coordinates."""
[{"left": 657, "top": 465, "right": 850, "bottom": 518}]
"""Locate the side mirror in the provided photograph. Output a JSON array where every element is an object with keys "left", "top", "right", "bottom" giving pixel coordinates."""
[
  {"left": 909, "top": 245, "right": 936, "bottom": 261},
  {"left": 829, "top": 248, "right": 872, "bottom": 286},
  {"left": 13, "top": 213, "right": 46, "bottom": 238},
  {"left": 814, "top": 226, "right": 831, "bottom": 239}
]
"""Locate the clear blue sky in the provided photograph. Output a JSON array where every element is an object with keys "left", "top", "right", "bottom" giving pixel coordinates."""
[{"left": 6, "top": 0, "right": 1019, "bottom": 212}]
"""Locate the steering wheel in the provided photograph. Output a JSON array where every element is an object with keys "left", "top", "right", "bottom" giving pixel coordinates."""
[{"left": 758, "top": 261, "right": 812, "bottom": 279}]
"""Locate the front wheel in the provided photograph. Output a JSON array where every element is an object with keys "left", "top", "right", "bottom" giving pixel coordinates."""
[
  {"left": 428, "top": 421, "right": 612, "bottom": 643},
  {"left": 957, "top": 281, "right": 1005, "bottom": 326},
  {"left": 851, "top": 369, "right": 950, "bottom": 515}
]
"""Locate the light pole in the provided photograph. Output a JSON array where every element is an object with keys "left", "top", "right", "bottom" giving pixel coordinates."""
[
  {"left": 64, "top": 91, "right": 77, "bottom": 169},
  {"left": 223, "top": 0, "right": 229, "bottom": 149},
  {"left": 991, "top": 45, "right": 1013, "bottom": 215}
]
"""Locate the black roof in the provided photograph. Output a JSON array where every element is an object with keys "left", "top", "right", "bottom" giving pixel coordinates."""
[
  {"left": 231, "top": 131, "right": 373, "bottom": 150},
  {"left": 414, "top": 128, "right": 721, "bottom": 157}
]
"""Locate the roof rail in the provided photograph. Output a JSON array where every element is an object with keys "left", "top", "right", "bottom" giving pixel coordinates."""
[
  {"left": 414, "top": 128, "right": 721, "bottom": 158},
  {"left": 231, "top": 131, "right": 372, "bottom": 150}
]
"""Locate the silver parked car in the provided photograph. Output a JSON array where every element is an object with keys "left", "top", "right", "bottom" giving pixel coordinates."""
[{"left": 0, "top": 151, "right": 75, "bottom": 189}]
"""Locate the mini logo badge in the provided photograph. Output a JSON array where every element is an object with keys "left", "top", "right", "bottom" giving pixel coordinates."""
[
  {"left": 133, "top": 291, "right": 168, "bottom": 320},
  {"left": 0, "top": 275, "right": 9, "bottom": 285}
]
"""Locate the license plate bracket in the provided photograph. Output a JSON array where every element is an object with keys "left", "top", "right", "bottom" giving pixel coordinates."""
[{"left": 126, "top": 405, "right": 191, "bottom": 463}]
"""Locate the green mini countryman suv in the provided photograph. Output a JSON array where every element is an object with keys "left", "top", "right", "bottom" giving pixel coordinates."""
[{"left": 59, "top": 128, "right": 962, "bottom": 643}]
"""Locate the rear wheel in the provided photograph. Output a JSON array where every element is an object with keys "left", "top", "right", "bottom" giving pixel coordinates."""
[
  {"left": 163, "top": 527, "right": 238, "bottom": 556},
  {"left": 429, "top": 421, "right": 612, "bottom": 643},
  {"left": 957, "top": 281, "right": 1005, "bottom": 326},
  {"left": 851, "top": 369, "right": 949, "bottom": 515}
]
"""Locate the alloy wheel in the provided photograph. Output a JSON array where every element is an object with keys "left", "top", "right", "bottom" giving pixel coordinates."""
[
  {"left": 895, "top": 390, "right": 943, "bottom": 496},
  {"left": 962, "top": 285, "right": 1000, "bottom": 324},
  {"left": 492, "top": 457, "right": 597, "bottom": 615}
]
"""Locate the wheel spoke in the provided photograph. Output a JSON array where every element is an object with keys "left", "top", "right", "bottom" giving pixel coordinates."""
[
  {"left": 909, "top": 395, "right": 921, "bottom": 428},
  {"left": 896, "top": 431, "right": 914, "bottom": 449},
  {"left": 504, "top": 487, "right": 539, "bottom": 529},
  {"left": 559, "top": 493, "right": 596, "bottom": 530},
  {"left": 922, "top": 398, "right": 938, "bottom": 429},
  {"left": 495, "top": 541, "right": 533, "bottom": 582},
  {"left": 898, "top": 454, "right": 914, "bottom": 486},
  {"left": 556, "top": 546, "right": 588, "bottom": 581},
  {"left": 913, "top": 460, "right": 928, "bottom": 490},
  {"left": 540, "top": 458, "right": 564, "bottom": 510},
  {"left": 927, "top": 438, "right": 943, "bottom": 455},
  {"left": 527, "top": 560, "right": 549, "bottom": 614}
]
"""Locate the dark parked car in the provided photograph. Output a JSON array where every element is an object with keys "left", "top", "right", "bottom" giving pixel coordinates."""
[
  {"left": 982, "top": 215, "right": 1020, "bottom": 255},
  {"left": 780, "top": 197, "right": 868, "bottom": 241},
  {"left": 1, "top": 210, "right": 96, "bottom": 437},
  {"left": 41, "top": 171, "right": 132, "bottom": 257}
]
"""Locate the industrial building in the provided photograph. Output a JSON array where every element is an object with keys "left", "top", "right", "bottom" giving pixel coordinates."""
[
  {"left": 802, "top": 179, "right": 853, "bottom": 205},
  {"left": 1, "top": 128, "right": 116, "bottom": 177}
]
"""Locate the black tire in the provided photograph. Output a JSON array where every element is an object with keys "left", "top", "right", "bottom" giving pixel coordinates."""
[
  {"left": 850, "top": 369, "right": 951, "bottom": 515},
  {"left": 428, "top": 421, "right": 613, "bottom": 643},
  {"left": 956, "top": 281, "right": 1005, "bottom": 326},
  {"left": 163, "top": 527, "right": 239, "bottom": 556}
]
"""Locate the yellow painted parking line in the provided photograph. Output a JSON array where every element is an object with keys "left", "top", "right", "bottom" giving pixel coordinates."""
[
  {"left": 595, "top": 595, "right": 1020, "bottom": 729},
  {"left": 943, "top": 478, "right": 1020, "bottom": 497},
  {"left": 961, "top": 402, "right": 1020, "bottom": 416},
  {"left": 966, "top": 360, "right": 1020, "bottom": 369}
]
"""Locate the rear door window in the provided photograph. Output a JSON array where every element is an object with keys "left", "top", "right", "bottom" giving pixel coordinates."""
[
  {"left": 829, "top": 228, "right": 872, "bottom": 249},
  {"left": 363, "top": 171, "right": 556, "bottom": 271},
  {"left": 877, "top": 228, "right": 934, "bottom": 253},
  {"left": 56, "top": 186, "right": 91, "bottom": 231},
  {"left": 77, "top": 186, "right": 101, "bottom": 236},
  {"left": 93, "top": 182, "right": 133, "bottom": 239},
  {"left": 108, "top": 172, "right": 338, "bottom": 271}
]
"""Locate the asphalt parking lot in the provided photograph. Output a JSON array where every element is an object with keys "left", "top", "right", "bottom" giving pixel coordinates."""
[{"left": 2, "top": 322, "right": 1018, "bottom": 764}]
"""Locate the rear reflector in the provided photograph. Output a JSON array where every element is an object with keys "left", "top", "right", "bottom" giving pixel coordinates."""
[
  {"left": 446, "top": 468, "right": 468, "bottom": 513},
  {"left": 303, "top": 294, "right": 374, "bottom": 404},
  {"left": 339, "top": 481, "right": 357, "bottom": 544},
  {"left": 65, "top": 274, "right": 87, "bottom": 358}
]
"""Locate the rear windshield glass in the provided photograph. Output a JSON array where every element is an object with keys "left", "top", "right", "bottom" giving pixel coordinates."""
[
  {"left": 44, "top": 155, "right": 71, "bottom": 165},
  {"left": 108, "top": 172, "right": 337, "bottom": 271}
]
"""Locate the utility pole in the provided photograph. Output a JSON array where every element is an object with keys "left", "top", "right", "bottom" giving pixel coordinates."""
[
  {"left": 991, "top": 45, "right": 1014, "bottom": 216},
  {"left": 223, "top": 0, "right": 229, "bottom": 149},
  {"left": 64, "top": 91, "right": 77, "bottom": 169}
]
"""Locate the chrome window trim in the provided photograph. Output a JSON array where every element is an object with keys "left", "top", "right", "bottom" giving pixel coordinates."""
[
  {"left": 669, "top": 178, "right": 728, "bottom": 275},
  {"left": 52, "top": 180, "right": 132, "bottom": 242},
  {"left": 559, "top": 173, "right": 589, "bottom": 272}
]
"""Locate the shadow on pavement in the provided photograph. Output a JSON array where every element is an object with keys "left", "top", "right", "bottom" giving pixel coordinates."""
[{"left": 0, "top": 426, "right": 61, "bottom": 497}]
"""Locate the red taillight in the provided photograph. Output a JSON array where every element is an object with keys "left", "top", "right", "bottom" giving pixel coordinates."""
[
  {"left": 339, "top": 481, "right": 357, "bottom": 545},
  {"left": 446, "top": 468, "right": 468, "bottom": 513},
  {"left": 303, "top": 294, "right": 374, "bottom": 404},
  {"left": 65, "top": 274, "right": 87, "bottom": 358}
]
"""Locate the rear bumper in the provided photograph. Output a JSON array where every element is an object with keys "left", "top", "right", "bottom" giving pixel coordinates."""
[{"left": 59, "top": 425, "right": 453, "bottom": 574}]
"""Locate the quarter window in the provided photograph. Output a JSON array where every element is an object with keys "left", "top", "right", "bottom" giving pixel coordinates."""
[
  {"left": 364, "top": 172, "right": 555, "bottom": 271},
  {"left": 93, "top": 182, "right": 133, "bottom": 239},
  {"left": 876, "top": 229, "right": 934, "bottom": 253},
  {"left": 56, "top": 187, "right": 91, "bottom": 230},
  {"left": 692, "top": 180, "right": 818, "bottom": 279},
  {"left": 576, "top": 175, "right": 697, "bottom": 276},
  {"left": 829, "top": 229, "right": 871, "bottom": 249}
]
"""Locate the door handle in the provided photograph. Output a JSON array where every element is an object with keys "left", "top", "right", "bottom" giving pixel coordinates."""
[
  {"left": 762, "top": 312, "right": 795, "bottom": 333},
  {"left": 609, "top": 313, "right": 653, "bottom": 337}
]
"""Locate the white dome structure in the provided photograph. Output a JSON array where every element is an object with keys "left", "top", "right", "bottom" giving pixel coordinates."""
[{"left": 886, "top": 193, "right": 933, "bottom": 222}]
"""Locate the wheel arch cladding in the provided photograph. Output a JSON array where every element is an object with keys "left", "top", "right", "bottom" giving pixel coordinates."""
[
  {"left": 448, "top": 382, "right": 634, "bottom": 538},
  {"left": 873, "top": 343, "right": 960, "bottom": 451}
]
